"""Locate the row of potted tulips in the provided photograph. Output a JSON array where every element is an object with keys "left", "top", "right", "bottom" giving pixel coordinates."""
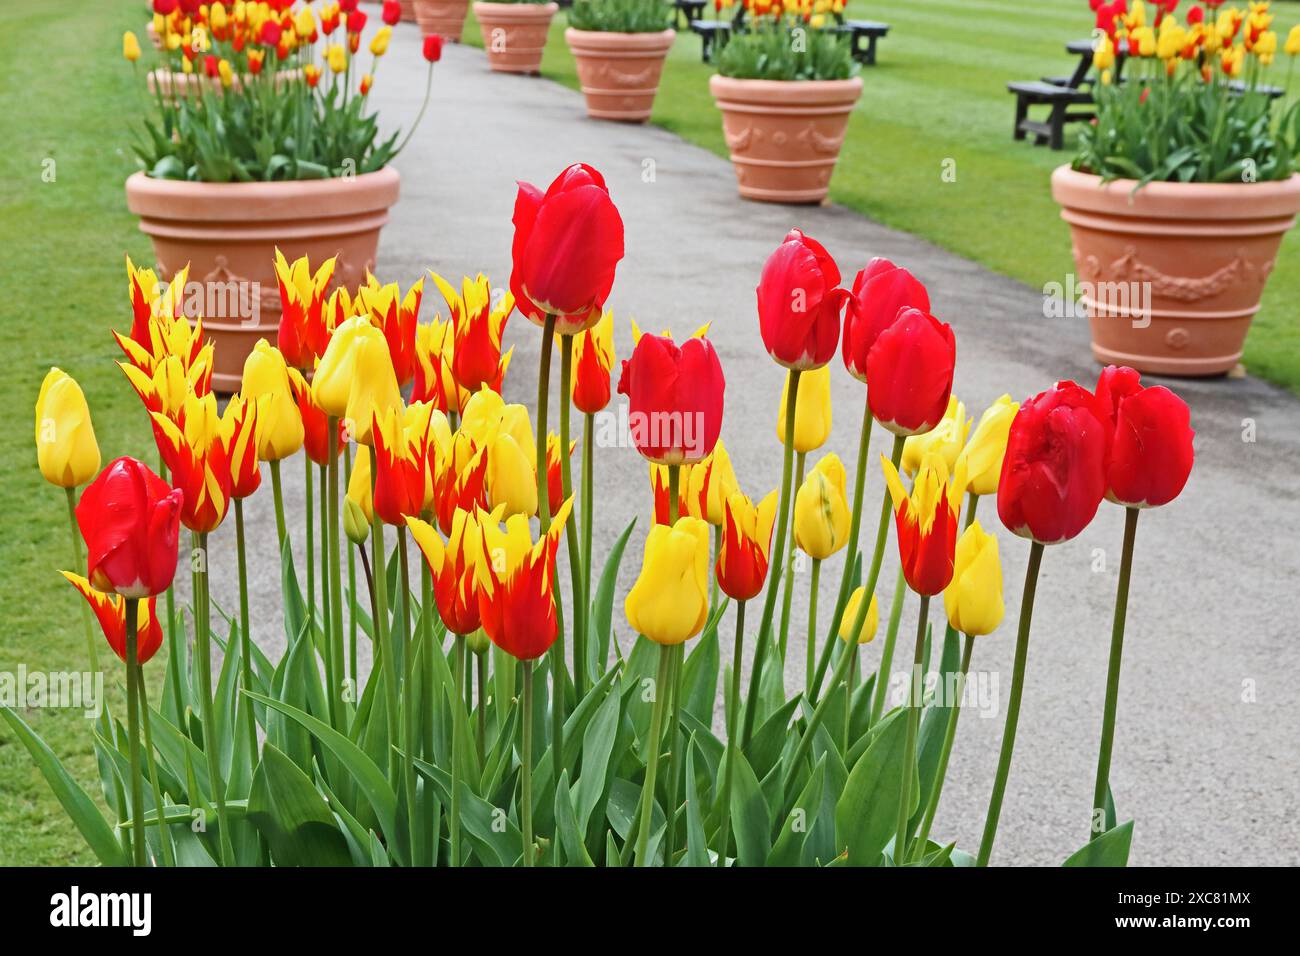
[{"left": 16, "top": 160, "right": 1194, "bottom": 866}]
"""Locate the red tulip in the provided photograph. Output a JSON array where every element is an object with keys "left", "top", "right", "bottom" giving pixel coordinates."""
[
  {"left": 382, "top": 0, "right": 402, "bottom": 26},
  {"left": 75, "top": 457, "right": 183, "bottom": 599},
  {"left": 423, "top": 34, "right": 443, "bottom": 62},
  {"left": 153, "top": 0, "right": 178, "bottom": 15},
  {"left": 510, "top": 164, "right": 624, "bottom": 334},
  {"left": 62, "top": 572, "right": 165, "bottom": 664},
  {"left": 842, "top": 257, "right": 930, "bottom": 383},
  {"left": 1096, "top": 367, "right": 1194, "bottom": 508},
  {"left": 260, "top": 20, "right": 282, "bottom": 47},
  {"left": 866, "top": 307, "right": 956, "bottom": 437},
  {"left": 756, "top": 229, "right": 848, "bottom": 370},
  {"left": 346, "top": 9, "right": 367, "bottom": 33},
  {"left": 617, "top": 331, "right": 725, "bottom": 466},
  {"left": 997, "top": 381, "right": 1111, "bottom": 545}
]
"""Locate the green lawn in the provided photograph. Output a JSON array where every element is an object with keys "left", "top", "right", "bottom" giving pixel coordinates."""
[
  {"left": 468, "top": 0, "right": 1300, "bottom": 393},
  {"left": 0, "top": 0, "right": 160, "bottom": 865},
  {"left": 2, "top": 0, "right": 1297, "bottom": 867}
]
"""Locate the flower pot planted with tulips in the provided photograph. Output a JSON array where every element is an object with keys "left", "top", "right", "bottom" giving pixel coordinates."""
[
  {"left": 414, "top": 0, "right": 472, "bottom": 43},
  {"left": 16, "top": 156, "right": 1199, "bottom": 868},
  {"left": 122, "top": 0, "right": 442, "bottom": 393},
  {"left": 710, "top": 0, "right": 861, "bottom": 203},
  {"left": 564, "top": 0, "right": 676, "bottom": 122},
  {"left": 474, "top": 0, "right": 560, "bottom": 74},
  {"left": 1055, "top": 0, "right": 1300, "bottom": 376}
]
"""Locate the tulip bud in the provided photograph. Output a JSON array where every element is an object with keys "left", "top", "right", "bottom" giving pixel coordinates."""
[
  {"left": 344, "top": 496, "right": 370, "bottom": 545},
  {"left": 838, "top": 586, "right": 879, "bottom": 644},
  {"left": 793, "top": 454, "right": 851, "bottom": 560},
  {"left": 776, "top": 365, "right": 832, "bottom": 453},
  {"left": 466, "top": 628, "right": 490, "bottom": 656},
  {"left": 369, "top": 25, "right": 391, "bottom": 56},
  {"left": 625, "top": 516, "right": 711, "bottom": 645},
  {"left": 327, "top": 43, "right": 347, "bottom": 74},
  {"left": 123, "top": 31, "right": 142, "bottom": 62},
  {"left": 35, "top": 368, "right": 101, "bottom": 488}
]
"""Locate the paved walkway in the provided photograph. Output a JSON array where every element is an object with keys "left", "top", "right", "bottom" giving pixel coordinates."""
[{"left": 205, "top": 24, "right": 1300, "bottom": 866}]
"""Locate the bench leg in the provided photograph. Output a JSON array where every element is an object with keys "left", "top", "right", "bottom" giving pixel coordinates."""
[
  {"left": 866, "top": 36, "right": 877, "bottom": 66},
  {"left": 1049, "top": 101, "right": 1066, "bottom": 150},
  {"left": 1013, "top": 95, "right": 1028, "bottom": 141}
]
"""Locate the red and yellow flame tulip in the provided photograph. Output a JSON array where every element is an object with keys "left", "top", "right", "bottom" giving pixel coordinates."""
[
  {"left": 151, "top": 392, "right": 233, "bottom": 534},
  {"left": 371, "top": 405, "right": 432, "bottom": 525},
  {"left": 430, "top": 271, "right": 513, "bottom": 395},
  {"left": 62, "top": 572, "right": 165, "bottom": 664},
  {"left": 275, "top": 251, "right": 337, "bottom": 370},
  {"left": 221, "top": 394, "right": 261, "bottom": 499},
  {"left": 475, "top": 499, "right": 573, "bottom": 660},
  {"left": 357, "top": 274, "right": 423, "bottom": 387},
  {"left": 881, "top": 452, "right": 961, "bottom": 596},
  {"left": 407, "top": 506, "right": 497, "bottom": 636},
  {"left": 716, "top": 490, "right": 779, "bottom": 602},
  {"left": 571, "top": 309, "right": 616, "bottom": 414}
]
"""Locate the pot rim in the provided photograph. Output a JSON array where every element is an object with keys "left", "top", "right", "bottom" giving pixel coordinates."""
[
  {"left": 1051, "top": 164, "right": 1300, "bottom": 220},
  {"left": 564, "top": 27, "right": 677, "bottom": 46},
  {"left": 125, "top": 166, "right": 401, "bottom": 221},
  {"left": 709, "top": 73, "right": 864, "bottom": 103},
  {"left": 472, "top": 1, "right": 558, "bottom": 14}
]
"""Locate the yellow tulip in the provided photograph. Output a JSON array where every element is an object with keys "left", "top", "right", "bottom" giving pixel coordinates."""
[
  {"left": 211, "top": 3, "right": 229, "bottom": 32},
  {"left": 486, "top": 433, "right": 538, "bottom": 519},
  {"left": 370, "top": 25, "right": 392, "bottom": 56},
  {"left": 777, "top": 366, "right": 832, "bottom": 453},
  {"left": 902, "top": 395, "right": 971, "bottom": 477},
  {"left": 218, "top": 59, "right": 234, "bottom": 89},
  {"left": 685, "top": 440, "right": 739, "bottom": 526},
  {"left": 1094, "top": 34, "right": 1115, "bottom": 71},
  {"left": 312, "top": 315, "right": 402, "bottom": 445},
  {"left": 838, "top": 586, "right": 879, "bottom": 644},
  {"left": 1286, "top": 24, "right": 1300, "bottom": 56},
  {"left": 123, "top": 31, "right": 141, "bottom": 63},
  {"left": 943, "top": 520, "right": 1004, "bottom": 637},
  {"left": 327, "top": 43, "right": 347, "bottom": 75},
  {"left": 241, "top": 340, "right": 304, "bottom": 461},
  {"left": 34, "top": 368, "right": 101, "bottom": 488},
  {"left": 793, "top": 453, "right": 850, "bottom": 559},
  {"left": 348, "top": 444, "right": 373, "bottom": 524},
  {"left": 625, "top": 516, "right": 712, "bottom": 645},
  {"left": 954, "top": 394, "right": 1018, "bottom": 497}
]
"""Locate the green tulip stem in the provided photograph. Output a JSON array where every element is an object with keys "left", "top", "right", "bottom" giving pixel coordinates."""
[
  {"left": 911, "top": 632, "right": 975, "bottom": 862},
  {"left": 895, "top": 592, "right": 930, "bottom": 863},
  {"left": 451, "top": 635, "right": 466, "bottom": 867},
  {"left": 580, "top": 412, "right": 596, "bottom": 678},
  {"left": 634, "top": 643, "right": 673, "bottom": 866},
  {"left": 304, "top": 451, "right": 315, "bottom": 632},
  {"left": 1090, "top": 506, "right": 1139, "bottom": 841},
  {"left": 664, "top": 641, "right": 686, "bottom": 865},
  {"left": 397, "top": 527, "right": 417, "bottom": 856},
  {"left": 233, "top": 499, "right": 258, "bottom": 764},
  {"left": 369, "top": 467, "right": 398, "bottom": 780},
  {"left": 536, "top": 316, "right": 567, "bottom": 794},
  {"left": 326, "top": 434, "right": 345, "bottom": 731},
  {"left": 777, "top": 450, "right": 807, "bottom": 664},
  {"left": 137, "top": 679, "right": 175, "bottom": 867},
  {"left": 344, "top": 444, "right": 358, "bottom": 687},
  {"left": 64, "top": 486, "right": 100, "bottom": 673},
  {"left": 823, "top": 405, "right": 873, "bottom": 687},
  {"left": 269, "top": 458, "right": 288, "bottom": 550},
  {"left": 476, "top": 647, "right": 488, "bottom": 768},
  {"left": 193, "top": 531, "right": 233, "bottom": 866},
  {"left": 521, "top": 658, "right": 535, "bottom": 867},
  {"left": 559, "top": 334, "right": 587, "bottom": 701},
  {"left": 741, "top": 368, "right": 801, "bottom": 748},
  {"left": 977, "top": 540, "right": 1045, "bottom": 867},
  {"left": 123, "top": 597, "right": 146, "bottom": 867},
  {"left": 716, "top": 599, "right": 746, "bottom": 867},
  {"left": 804, "top": 559, "right": 821, "bottom": 696},
  {"left": 870, "top": 567, "right": 908, "bottom": 727},
  {"left": 814, "top": 433, "right": 905, "bottom": 706}
]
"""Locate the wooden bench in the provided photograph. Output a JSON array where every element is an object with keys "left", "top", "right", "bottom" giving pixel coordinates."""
[
  {"left": 689, "top": 18, "right": 733, "bottom": 62},
  {"left": 673, "top": 0, "right": 707, "bottom": 30},
  {"left": 835, "top": 19, "right": 889, "bottom": 66},
  {"left": 1007, "top": 80, "right": 1094, "bottom": 150}
]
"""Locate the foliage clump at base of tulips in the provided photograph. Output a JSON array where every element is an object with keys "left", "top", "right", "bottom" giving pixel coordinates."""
[
  {"left": 1077, "top": 0, "right": 1300, "bottom": 185},
  {"left": 15, "top": 159, "right": 1196, "bottom": 868},
  {"left": 124, "top": 1, "right": 440, "bottom": 182},
  {"left": 568, "top": 0, "right": 674, "bottom": 33},
  {"left": 716, "top": 0, "right": 856, "bottom": 82}
]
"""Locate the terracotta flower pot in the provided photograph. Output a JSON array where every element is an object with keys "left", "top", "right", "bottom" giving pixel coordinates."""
[
  {"left": 1052, "top": 165, "right": 1300, "bottom": 376},
  {"left": 401, "top": 0, "right": 418, "bottom": 22},
  {"left": 564, "top": 28, "right": 675, "bottom": 123},
  {"left": 474, "top": 2, "right": 558, "bottom": 75},
  {"left": 414, "top": 0, "right": 470, "bottom": 41},
  {"left": 124, "top": 168, "right": 401, "bottom": 393},
  {"left": 709, "top": 74, "right": 862, "bottom": 204}
]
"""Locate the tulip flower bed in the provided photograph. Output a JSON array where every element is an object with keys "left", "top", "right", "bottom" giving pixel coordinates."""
[{"left": 10, "top": 155, "right": 1201, "bottom": 868}]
